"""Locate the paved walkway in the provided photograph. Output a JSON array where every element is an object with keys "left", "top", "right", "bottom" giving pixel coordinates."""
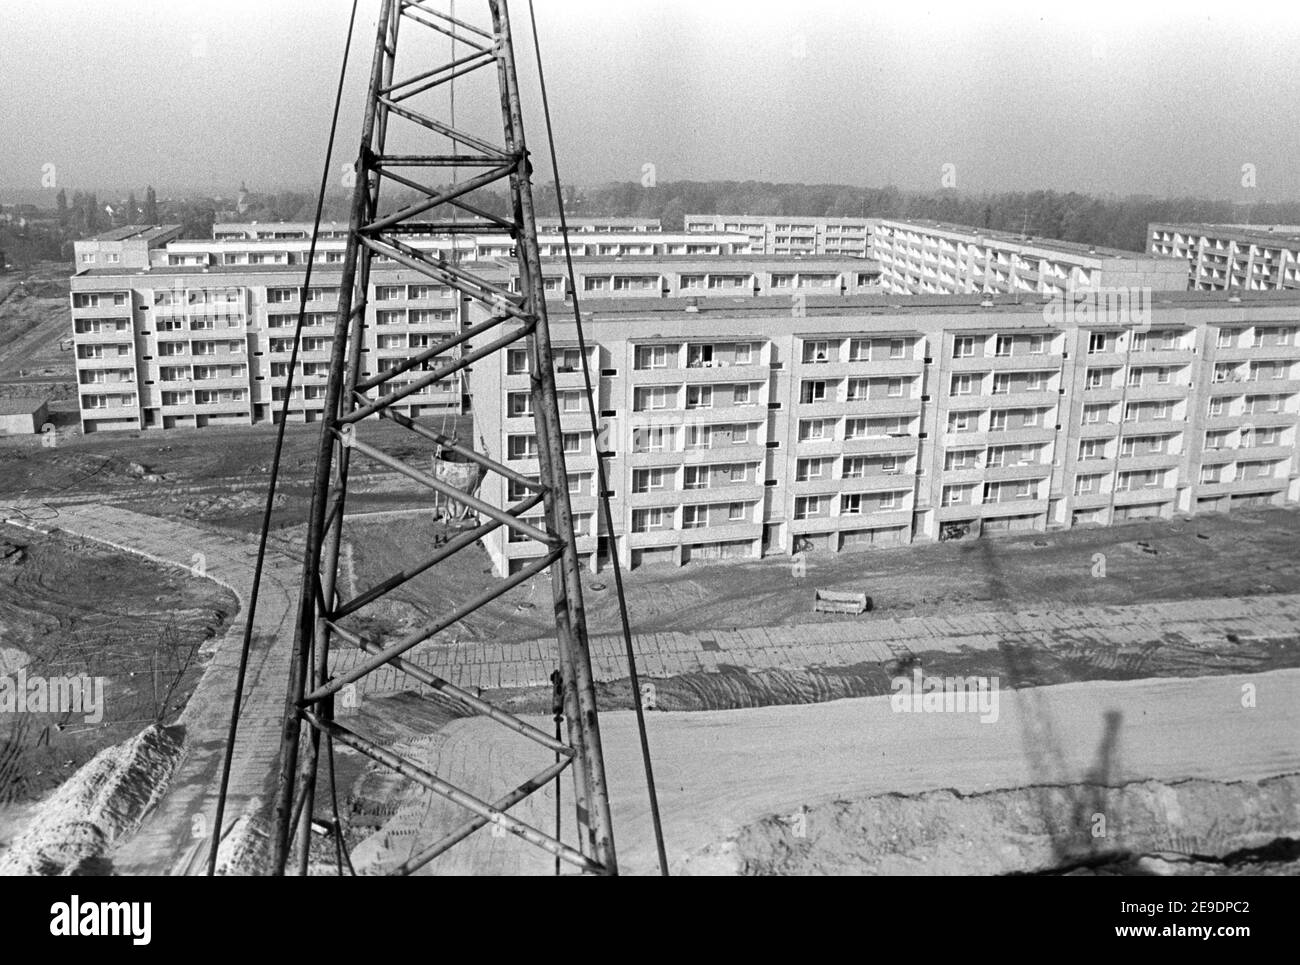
[
  {"left": 2, "top": 501, "right": 298, "bottom": 875},
  {"left": 333, "top": 594, "right": 1300, "bottom": 695}
]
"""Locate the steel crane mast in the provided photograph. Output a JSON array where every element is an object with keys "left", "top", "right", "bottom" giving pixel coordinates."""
[{"left": 270, "top": 0, "right": 617, "bottom": 876}]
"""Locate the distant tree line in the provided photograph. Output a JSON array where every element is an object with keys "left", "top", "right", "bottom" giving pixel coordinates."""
[
  {"left": 16, "top": 180, "right": 1300, "bottom": 265},
  {"left": 369, "top": 180, "right": 1300, "bottom": 253}
]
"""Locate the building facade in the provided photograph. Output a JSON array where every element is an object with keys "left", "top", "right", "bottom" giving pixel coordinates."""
[
  {"left": 869, "top": 219, "right": 1188, "bottom": 296},
  {"left": 474, "top": 291, "right": 1300, "bottom": 575},
  {"left": 685, "top": 214, "right": 873, "bottom": 259},
  {"left": 68, "top": 226, "right": 879, "bottom": 433},
  {"left": 1148, "top": 223, "right": 1300, "bottom": 292}
]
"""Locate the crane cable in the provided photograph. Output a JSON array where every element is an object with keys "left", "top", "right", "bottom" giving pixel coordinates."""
[
  {"left": 525, "top": 0, "right": 669, "bottom": 876},
  {"left": 207, "top": 0, "right": 361, "bottom": 877}
]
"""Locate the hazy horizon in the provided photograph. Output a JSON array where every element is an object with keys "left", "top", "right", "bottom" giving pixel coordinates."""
[{"left": 4, "top": 0, "right": 1300, "bottom": 204}]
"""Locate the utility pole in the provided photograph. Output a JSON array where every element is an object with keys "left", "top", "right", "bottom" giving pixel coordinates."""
[{"left": 271, "top": 0, "right": 617, "bottom": 876}]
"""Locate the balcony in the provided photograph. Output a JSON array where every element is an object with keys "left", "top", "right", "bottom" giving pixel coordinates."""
[
  {"left": 1125, "top": 382, "right": 1190, "bottom": 402},
  {"left": 987, "top": 389, "right": 1058, "bottom": 408},
  {"left": 676, "top": 362, "right": 768, "bottom": 383},
  {"left": 73, "top": 300, "right": 132, "bottom": 317},
  {"left": 1070, "top": 491, "right": 1112, "bottom": 510},
  {"left": 1122, "top": 417, "right": 1183, "bottom": 436},
  {"left": 1111, "top": 486, "right": 1177, "bottom": 507},
  {"left": 984, "top": 425, "right": 1056, "bottom": 446},
  {"left": 978, "top": 497, "right": 1048, "bottom": 519},
  {"left": 798, "top": 397, "right": 919, "bottom": 419},
  {"left": 631, "top": 482, "right": 764, "bottom": 509},
  {"left": 795, "top": 357, "right": 921, "bottom": 378},
  {"left": 1129, "top": 348, "right": 1195, "bottom": 366},
  {"left": 1117, "top": 451, "right": 1181, "bottom": 472},
  {"left": 76, "top": 353, "right": 135, "bottom": 369},
  {"left": 984, "top": 462, "right": 1053, "bottom": 482},
  {"left": 625, "top": 443, "right": 767, "bottom": 469},
  {"left": 983, "top": 355, "right": 1060, "bottom": 372},
  {"left": 1196, "top": 476, "right": 1287, "bottom": 497},
  {"left": 1077, "top": 421, "right": 1119, "bottom": 439},
  {"left": 74, "top": 328, "right": 135, "bottom": 344},
  {"left": 840, "top": 435, "right": 917, "bottom": 456},
  {"left": 1215, "top": 344, "right": 1300, "bottom": 362}
]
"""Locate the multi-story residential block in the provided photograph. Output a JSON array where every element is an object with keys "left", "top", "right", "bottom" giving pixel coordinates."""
[
  {"left": 474, "top": 290, "right": 1300, "bottom": 574},
  {"left": 68, "top": 226, "right": 877, "bottom": 432},
  {"left": 684, "top": 214, "right": 873, "bottom": 258},
  {"left": 1148, "top": 223, "right": 1300, "bottom": 292},
  {"left": 70, "top": 264, "right": 467, "bottom": 432},
  {"left": 73, "top": 225, "right": 183, "bottom": 271},
  {"left": 212, "top": 217, "right": 661, "bottom": 241},
  {"left": 869, "top": 219, "right": 1188, "bottom": 296},
  {"left": 535, "top": 217, "right": 661, "bottom": 233}
]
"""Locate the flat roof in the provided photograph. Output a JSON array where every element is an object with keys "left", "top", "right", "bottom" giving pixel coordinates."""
[
  {"left": 86, "top": 225, "right": 182, "bottom": 243},
  {"left": 875, "top": 218, "right": 1154, "bottom": 261},
  {"left": 1150, "top": 222, "right": 1300, "bottom": 246},
  {"left": 571, "top": 288, "right": 1300, "bottom": 323},
  {"left": 518, "top": 255, "right": 878, "bottom": 267},
  {"left": 0, "top": 397, "right": 48, "bottom": 416}
]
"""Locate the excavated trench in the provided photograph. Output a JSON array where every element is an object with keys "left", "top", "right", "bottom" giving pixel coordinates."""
[{"left": 709, "top": 774, "right": 1300, "bottom": 876}]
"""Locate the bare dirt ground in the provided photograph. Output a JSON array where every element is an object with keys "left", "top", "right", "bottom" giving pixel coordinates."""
[
  {"left": 0, "top": 414, "right": 474, "bottom": 534},
  {"left": 0, "top": 523, "right": 237, "bottom": 806},
  {"left": 343, "top": 505, "right": 1300, "bottom": 643},
  {"left": 0, "top": 263, "right": 76, "bottom": 408}
]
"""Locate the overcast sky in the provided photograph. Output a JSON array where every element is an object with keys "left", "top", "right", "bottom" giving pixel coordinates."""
[{"left": 3, "top": 0, "right": 1300, "bottom": 201}]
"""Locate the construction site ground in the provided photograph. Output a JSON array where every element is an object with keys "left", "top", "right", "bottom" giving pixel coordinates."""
[
  {"left": 2, "top": 393, "right": 1300, "bottom": 872},
  {"left": 0, "top": 522, "right": 237, "bottom": 813},
  {"left": 0, "top": 264, "right": 77, "bottom": 411}
]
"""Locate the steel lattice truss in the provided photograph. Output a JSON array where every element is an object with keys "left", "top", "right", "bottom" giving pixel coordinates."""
[{"left": 271, "top": 0, "right": 617, "bottom": 876}]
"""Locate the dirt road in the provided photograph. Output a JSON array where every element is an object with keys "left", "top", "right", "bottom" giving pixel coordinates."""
[{"left": 350, "top": 668, "right": 1300, "bottom": 875}]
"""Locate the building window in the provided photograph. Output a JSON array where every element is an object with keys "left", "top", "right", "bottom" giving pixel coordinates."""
[
  {"left": 798, "top": 419, "right": 831, "bottom": 442},
  {"left": 795, "top": 458, "right": 825, "bottom": 481},
  {"left": 635, "top": 345, "right": 668, "bottom": 369},
  {"left": 802, "top": 341, "right": 830, "bottom": 364},
  {"left": 948, "top": 411, "right": 976, "bottom": 433},
  {"left": 632, "top": 468, "right": 666, "bottom": 493},
  {"left": 953, "top": 336, "right": 975, "bottom": 359},
  {"left": 793, "top": 495, "right": 827, "bottom": 519},
  {"left": 687, "top": 344, "right": 714, "bottom": 367},
  {"left": 507, "top": 349, "right": 530, "bottom": 375},
  {"left": 632, "top": 508, "right": 668, "bottom": 533},
  {"left": 685, "top": 385, "right": 712, "bottom": 409},
  {"left": 800, "top": 380, "right": 827, "bottom": 404},
  {"left": 683, "top": 466, "right": 709, "bottom": 490}
]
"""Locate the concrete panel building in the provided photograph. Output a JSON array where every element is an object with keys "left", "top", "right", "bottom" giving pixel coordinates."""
[
  {"left": 473, "top": 290, "right": 1300, "bottom": 575},
  {"left": 685, "top": 215, "right": 873, "bottom": 259},
  {"left": 67, "top": 226, "right": 878, "bottom": 433},
  {"left": 869, "top": 219, "right": 1189, "bottom": 296},
  {"left": 1148, "top": 223, "right": 1300, "bottom": 292},
  {"left": 73, "top": 225, "right": 183, "bottom": 272}
]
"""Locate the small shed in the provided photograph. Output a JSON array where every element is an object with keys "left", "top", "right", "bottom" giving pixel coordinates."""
[{"left": 0, "top": 398, "right": 50, "bottom": 435}]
